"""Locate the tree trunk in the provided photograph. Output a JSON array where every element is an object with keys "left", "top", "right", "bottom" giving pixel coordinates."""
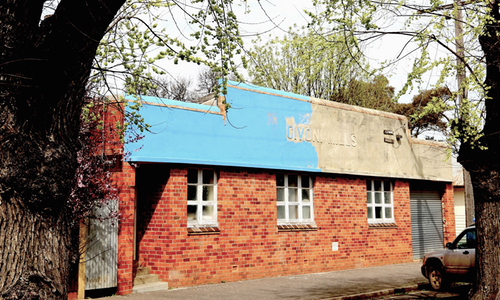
[
  {"left": 0, "top": 91, "right": 80, "bottom": 299},
  {"left": 472, "top": 189, "right": 500, "bottom": 300},
  {"left": 0, "top": 122, "right": 78, "bottom": 299},
  {"left": 464, "top": 164, "right": 500, "bottom": 300},
  {"left": 0, "top": 196, "right": 73, "bottom": 299},
  {"left": 462, "top": 3, "right": 500, "bottom": 297},
  {"left": 0, "top": 0, "right": 125, "bottom": 298}
]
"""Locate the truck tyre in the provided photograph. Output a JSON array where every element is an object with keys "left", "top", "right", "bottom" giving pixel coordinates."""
[{"left": 428, "top": 265, "right": 447, "bottom": 290}]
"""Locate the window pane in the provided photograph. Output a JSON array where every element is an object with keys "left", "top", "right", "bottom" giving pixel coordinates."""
[
  {"left": 187, "top": 205, "right": 197, "bottom": 221},
  {"left": 289, "top": 205, "right": 298, "bottom": 220},
  {"left": 302, "top": 206, "right": 311, "bottom": 219},
  {"left": 202, "top": 169, "right": 215, "bottom": 184},
  {"left": 302, "top": 189, "right": 310, "bottom": 202},
  {"left": 367, "top": 207, "right": 373, "bottom": 219},
  {"left": 301, "top": 176, "right": 310, "bottom": 188},
  {"left": 187, "top": 169, "right": 198, "bottom": 184},
  {"left": 456, "top": 234, "right": 469, "bottom": 249},
  {"left": 383, "top": 181, "right": 391, "bottom": 192},
  {"left": 277, "top": 206, "right": 285, "bottom": 219},
  {"left": 277, "top": 188, "right": 285, "bottom": 201},
  {"left": 289, "top": 188, "right": 298, "bottom": 202},
  {"left": 277, "top": 174, "right": 315, "bottom": 223},
  {"left": 186, "top": 168, "right": 217, "bottom": 226},
  {"left": 385, "top": 207, "right": 392, "bottom": 219},
  {"left": 187, "top": 185, "right": 197, "bottom": 200},
  {"left": 202, "top": 186, "right": 214, "bottom": 201},
  {"left": 466, "top": 231, "right": 477, "bottom": 248},
  {"left": 367, "top": 180, "right": 394, "bottom": 222},
  {"left": 202, "top": 205, "right": 214, "bottom": 220},
  {"left": 276, "top": 174, "right": 285, "bottom": 187},
  {"left": 384, "top": 192, "right": 391, "bottom": 204}
]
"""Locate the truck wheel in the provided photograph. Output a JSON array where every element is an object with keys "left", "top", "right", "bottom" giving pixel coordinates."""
[{"left": 428, "top": 265, "right": 447, "bottom": 290}]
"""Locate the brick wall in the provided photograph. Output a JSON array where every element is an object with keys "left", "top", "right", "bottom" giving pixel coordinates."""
[{"left": 123, "top": 166, "right": 419, "bottom": 290}]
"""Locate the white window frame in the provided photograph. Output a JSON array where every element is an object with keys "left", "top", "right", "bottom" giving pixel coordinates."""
[
  {"left": 366, "top": 179, "right": 394, "bottom": 223},
  {"left": 187, "top": 169, "right": 217, "bottom": 227},
  {"left": 276, "top": 174, "right": 314, "bottom": 224}
]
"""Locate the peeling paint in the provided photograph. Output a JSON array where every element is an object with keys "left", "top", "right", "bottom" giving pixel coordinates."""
[
  {"left": 286, "top": 117, "right": 356, "bottom": 147},
  {"left": 217, "top": 95, "right": 227, "bottom": 125},
  {"left": 267, "top": 113, "right": 278, "bottom": 125}
]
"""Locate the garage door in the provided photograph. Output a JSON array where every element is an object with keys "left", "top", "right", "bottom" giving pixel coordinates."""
[{"left": 410, "top": 190, "right": 444, "bottom": 259}]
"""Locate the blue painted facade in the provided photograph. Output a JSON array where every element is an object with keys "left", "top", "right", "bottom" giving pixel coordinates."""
[
  {"left": 125, "top": 81, "right": 452, "bottom": 182},
  {"left": 125, "top": 81, "right": 321, "bottom": 172}
]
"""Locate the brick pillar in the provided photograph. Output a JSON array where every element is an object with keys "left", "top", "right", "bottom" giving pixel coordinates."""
[
  {"left": 442, "top": 183, "right": 456, "bottom": 244},
  {"left": 116, "top": 163, "right": 136, "bottom": 295}
]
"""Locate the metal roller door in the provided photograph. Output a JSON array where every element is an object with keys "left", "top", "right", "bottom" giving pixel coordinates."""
[{"left": 410, "top": 191, "right": 444, "bottom": 259}]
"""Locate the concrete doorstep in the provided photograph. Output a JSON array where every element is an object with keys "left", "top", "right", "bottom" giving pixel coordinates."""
[{"left": 132, "top": 267, "right": 169, "bottom": 294}]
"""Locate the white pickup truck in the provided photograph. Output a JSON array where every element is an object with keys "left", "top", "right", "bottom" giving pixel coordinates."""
[{"left": 421, "top": 225, "right": 476, "bottom": 290}]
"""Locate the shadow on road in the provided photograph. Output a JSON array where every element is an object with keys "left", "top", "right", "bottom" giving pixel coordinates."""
[{"left": 373, "top": 283, "right": 472, "bottom": 300}]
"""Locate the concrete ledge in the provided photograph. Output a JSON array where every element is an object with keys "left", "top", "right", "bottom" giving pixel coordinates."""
[{"left": 132, "top": 282, "right": 169, "bottom": 294}]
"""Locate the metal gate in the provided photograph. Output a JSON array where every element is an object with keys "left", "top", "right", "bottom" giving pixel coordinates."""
[
  {"left": 410, "top": 190, "right": 444, "bottom": 259},
  {"left": 85, "top": 200, "right": 118, "bottom": 290}
]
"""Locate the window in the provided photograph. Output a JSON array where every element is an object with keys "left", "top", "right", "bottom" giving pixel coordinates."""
[
  {"left": 187, "top": 169, "right": 217, "bottom": 226},
  {"left": 366, "top": 179, "right": 394, "bottom": 223},
  {"left": 455, "top": 229, "right": 477, "bottom": 249},
  {"left": 276, "top": 174, "right": 314, "bottom": 223}
]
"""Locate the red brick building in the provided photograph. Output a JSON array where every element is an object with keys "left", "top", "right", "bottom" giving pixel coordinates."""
[{"left": 108, "top": 82, "right": 455, "bottom": 295}]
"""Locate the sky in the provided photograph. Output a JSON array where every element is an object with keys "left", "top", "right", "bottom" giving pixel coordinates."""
[
  {"left": 157, "top": 0, "right": 438, "bottom": 105},
  {"left": 161, "top": 1, "right": 317, "bottom": 83}
]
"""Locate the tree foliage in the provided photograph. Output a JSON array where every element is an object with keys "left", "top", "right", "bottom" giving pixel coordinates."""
[
  {"left": 308, "top": 0, "right": 486, "bottom": 148},
  {"left": 308, "top": 0, "right": 500, "bottom": 297},
  {"left": 247, "top": 27, "right": 397, "bottom": 111},
  {"left": 146, "top": 76, "right": 198, "bottom": 101},
  {"left": 69, "top": 100, "right": 120, "bottom": 221},
  {"left": 197, "top": 66, "right": 223, "bottom": 95},
  {"left": 334, "top": 75, "right": 395, "bottom": 111},
  {"left": 144, "top": 67, "right": 240, "bottom": 102},
  {"left": 0, "top": 0, "right": 246, "bottom": 298},
  {"left": 246, "top": 26, "right": 454, "bottom": 137},
  {"left": 91, "top": 0, "right": 245, "bottom": 98},
  {"left": 393, "top": 87, "right": 451, "bottom": 138},
  {"left": 196, "top": 66, "right": 239, "bottom": 96}
]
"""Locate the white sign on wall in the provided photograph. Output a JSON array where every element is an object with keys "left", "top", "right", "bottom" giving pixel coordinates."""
[{"left": 332, "top": 242, "right": 339, "bottom": 251}]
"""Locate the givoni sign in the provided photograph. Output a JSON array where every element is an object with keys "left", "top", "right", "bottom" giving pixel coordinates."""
[{"left": 286, "top": 118, "right": 357, "bottom": 147}]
